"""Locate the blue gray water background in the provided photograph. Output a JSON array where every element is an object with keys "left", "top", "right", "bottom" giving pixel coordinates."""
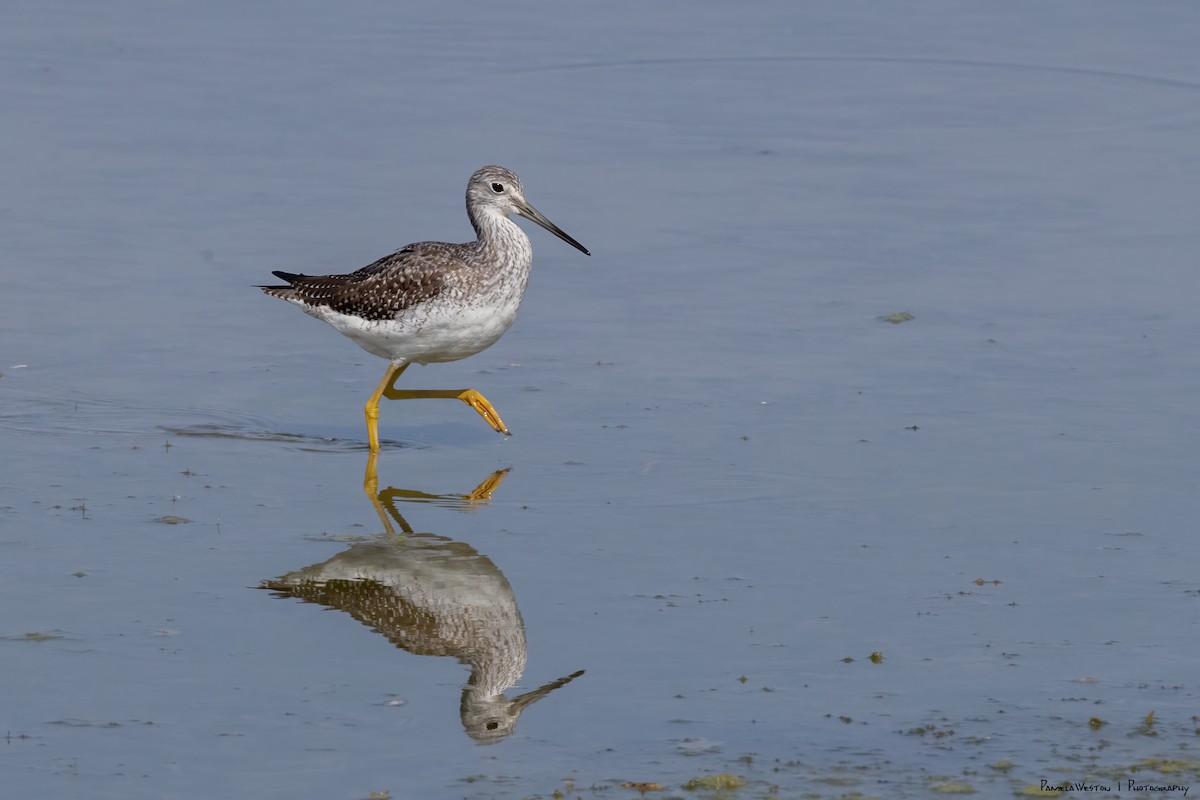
[{"left": 3, "top": 2, "right": 1199, "bottom": 797}]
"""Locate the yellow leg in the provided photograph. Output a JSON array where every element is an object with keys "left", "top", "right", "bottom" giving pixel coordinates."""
[
  {"left": 365, "top": 362, "right": 411, "bottom": 453},
  {"left": 381, "top": 388, "right": 510, "bottom": 436},
  {"left": 366, "top": 362, "right": 511, "bottom": 449}
]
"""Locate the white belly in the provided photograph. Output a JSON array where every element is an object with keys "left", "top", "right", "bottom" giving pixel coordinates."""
[{"left": 298, "top": 292, "right": 523, "bottom": 364}]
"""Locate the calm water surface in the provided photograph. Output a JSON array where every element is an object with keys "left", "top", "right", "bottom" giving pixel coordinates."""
[{"left": 3, "top": 2, "right": 1200, "bottom": 797}]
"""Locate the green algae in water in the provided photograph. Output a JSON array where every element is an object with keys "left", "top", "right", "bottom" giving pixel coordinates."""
[
  {"left": 683, "top": 774, "right": 745, "bottom": 791},
  {"left": 1129, "top": 757, "right": 1200, "bottom": 776}
]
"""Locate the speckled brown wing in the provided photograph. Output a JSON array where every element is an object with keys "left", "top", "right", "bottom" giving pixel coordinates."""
[{"left": 261, "top": 245, "right": 453, "bottom": 322}]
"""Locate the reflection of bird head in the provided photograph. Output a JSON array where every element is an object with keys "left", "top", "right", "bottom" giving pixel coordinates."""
[{"left": 461, "top": 670, "right": 586, "bottom": 744}]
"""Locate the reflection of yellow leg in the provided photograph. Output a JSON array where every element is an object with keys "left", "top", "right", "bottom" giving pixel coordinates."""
[
  {"left": 378, "top": 468, "right": 511, "bottom": 510},
  {"left": 363, "top": 449, "right": 381, "bottom": 497},
  {"left": 363, "top": 450, "right": 387, "bottom": 533},
  {"left": 465, "top": 468, "right": 511, "bottom": 503},
  {"left": 363, "top": 450, "right": 406, "bottom": 536},
  {"left": 363, "top": 452, "right": 509, "bottom": 534}
]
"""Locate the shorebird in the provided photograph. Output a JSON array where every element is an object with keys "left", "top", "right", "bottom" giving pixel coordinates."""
[{"left": 260, "top": 166, "right": 589, "bottom": 451}]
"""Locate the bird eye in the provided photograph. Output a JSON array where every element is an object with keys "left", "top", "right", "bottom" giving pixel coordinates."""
[{"left": 490, "top": 182, "right": 505, "bottom": 193}]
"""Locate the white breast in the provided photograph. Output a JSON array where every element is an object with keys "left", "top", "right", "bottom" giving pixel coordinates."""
[{"left": 298, "top": 263, "right": 529, "bottom": 364}]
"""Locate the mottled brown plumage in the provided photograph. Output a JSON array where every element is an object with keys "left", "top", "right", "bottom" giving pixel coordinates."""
[{"left": 260, "top": 245, "right": 450, "bottom": 322}]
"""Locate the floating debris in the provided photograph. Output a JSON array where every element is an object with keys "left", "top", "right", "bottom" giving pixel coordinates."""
[
  {"left": 1132, "top": 710, "right": 1159, "bottom": 737},
  {"left": 4, "top": 631, "right": 64, "bottom": 642},
  {"left": 879, "top": 311, "right": 914, "bottom": 324},
  {"left": 154, "top": 515, "right": 191, "bottom": 525}
]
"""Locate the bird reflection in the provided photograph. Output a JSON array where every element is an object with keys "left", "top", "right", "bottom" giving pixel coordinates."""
[{"left": 261, "top": 453, "right": 583, "bottom": 743}]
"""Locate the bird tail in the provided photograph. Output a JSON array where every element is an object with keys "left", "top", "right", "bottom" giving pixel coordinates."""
[{"left": 258, "top": 270, "right": 302, "bottom": 298}]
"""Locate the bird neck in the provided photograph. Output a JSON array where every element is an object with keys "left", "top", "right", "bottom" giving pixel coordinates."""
[{"left": 468, "top": 206, "right": 532, "bottom": 267}]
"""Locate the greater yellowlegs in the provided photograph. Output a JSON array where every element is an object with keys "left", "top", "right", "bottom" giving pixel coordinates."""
[{"left": 261, "top": 166, "right": 589, "bottom": 451}]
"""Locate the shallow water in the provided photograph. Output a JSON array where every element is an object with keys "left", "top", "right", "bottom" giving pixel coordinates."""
[{"left": 3, "top": 2, "right": 1200, "bottom": 798}]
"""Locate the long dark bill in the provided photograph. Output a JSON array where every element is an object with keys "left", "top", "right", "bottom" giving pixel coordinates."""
[{"left": 516, "top": 200, "right": 590, "bottom": 256}]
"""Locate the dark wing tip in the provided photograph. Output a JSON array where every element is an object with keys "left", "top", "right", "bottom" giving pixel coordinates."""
[
  {"left": 259, "top": 270, "right": 302, "bottom": 294},
  {"left": 259, "top": 270, "right": 305, "bottom": 294}
]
